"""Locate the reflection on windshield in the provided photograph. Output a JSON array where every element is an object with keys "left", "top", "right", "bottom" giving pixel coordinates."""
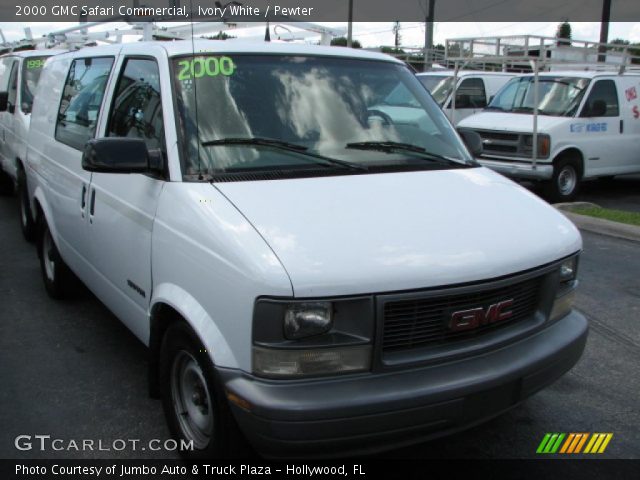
[
  {"left": 488, "top": 76, "right": 590, "bottom": 116},
  {"left": 172, "top": 55, "right": 470, "bottom": 176},
  {"left": 418, "top": 75, "right": 453, "bottom": 106}
]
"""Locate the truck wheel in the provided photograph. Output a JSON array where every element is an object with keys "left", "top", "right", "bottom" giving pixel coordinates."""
[
  {"left": 18, "top": 169, "right": 36, "bottom": 242},
  {"left": 160, "top": 322, "right": 248, "bottom": 459},
  {"left": 37, "top": 217, "right": 75, "bottom": 299},
  {"left": 544, "top": 158, "right": 581, "bottom": 203}
]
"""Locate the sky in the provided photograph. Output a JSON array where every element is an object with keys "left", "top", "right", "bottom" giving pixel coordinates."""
[{"left": 0, "top": 22, "right": 639, "bottom": 48}]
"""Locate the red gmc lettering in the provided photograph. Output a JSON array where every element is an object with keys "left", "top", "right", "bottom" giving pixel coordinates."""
[{"left": 449, "top": 299, "right": 514, "bottom": 332}]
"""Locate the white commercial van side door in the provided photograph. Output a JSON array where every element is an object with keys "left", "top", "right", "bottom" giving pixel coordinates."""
[
  {"left": 86, "top": 51, "right": 169, "bottom": 342},
  {"left": 574, "top": 78, "right": 624, "bottom": 176},
  {"left": 36, "top": 55, "right": 116, "bottom": 279}
]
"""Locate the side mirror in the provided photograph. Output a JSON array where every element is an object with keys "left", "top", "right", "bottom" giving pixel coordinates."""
[
  {"left": 82, "top": 138, "right": 163, "bottom": 175},
  {"left": 588, "top": 99, "right": 607, "bottom": 117},
  {"left": 454, "top": 93, "right": 472, "bottom": 109},
  {"left": 0, "top": 92, "right": 8, "bottom": 112},
  {"left": 457, "top": 128, "right": 483, "bottom": 157}
]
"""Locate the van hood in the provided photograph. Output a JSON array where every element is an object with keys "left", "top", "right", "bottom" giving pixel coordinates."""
[
  {"left": 458, "top": 112, "right": 568, "bottom": 133},
  {"left": 214, "top": 168, "right": 581, "bottom": 297}
]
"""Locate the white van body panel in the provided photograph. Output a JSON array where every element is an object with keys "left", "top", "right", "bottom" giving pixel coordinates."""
[
  {"left": 216, "top": 167, "right": 581, "bottom": 298},
  {"left": 152, "top": 182, "right": 294, "bottom": 370}
]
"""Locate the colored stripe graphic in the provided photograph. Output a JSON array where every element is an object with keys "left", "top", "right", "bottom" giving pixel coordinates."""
[
  {"left": 536, "top": 433, "right": 565, "bottom": 453},
  {"left": 538, "top": 433, "right": 613, "bottom": 454},
  {"left": 584, "top": 433, "right": 614, "bottom": 454}
]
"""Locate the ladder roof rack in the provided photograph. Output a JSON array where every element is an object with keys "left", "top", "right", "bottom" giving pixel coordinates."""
[{"left": 442, "top": 35, "right": 640, "bottom": 75}]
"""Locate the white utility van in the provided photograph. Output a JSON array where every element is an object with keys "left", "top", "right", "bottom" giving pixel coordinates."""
[
  {"left": 458, "top": 71, "right": 640, "bottom": 201},
  {"left": 416, "top": 70, "right": 515, "bottom": 124},
  {"left": 0, "top": 50, "right": 63, "bottom": 239},
  {"left": 26, "top": 41, "right": 587, "bottom": 458}
]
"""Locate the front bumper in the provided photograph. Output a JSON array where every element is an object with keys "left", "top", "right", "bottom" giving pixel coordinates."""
[
  {"left": 478, "top": 158, "right": 554, "bottom": 180},
  {"left": 219, "top": 310, "right": 588, "bottom": 458}
]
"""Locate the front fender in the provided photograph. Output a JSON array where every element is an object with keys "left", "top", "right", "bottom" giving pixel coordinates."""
[{"left": 151, "top": 282, "right": 238, "bottom": 369}]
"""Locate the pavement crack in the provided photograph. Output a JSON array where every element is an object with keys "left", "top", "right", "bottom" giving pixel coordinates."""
[{"left": 578, "top": 308, "right": 640, "bottom": 356}]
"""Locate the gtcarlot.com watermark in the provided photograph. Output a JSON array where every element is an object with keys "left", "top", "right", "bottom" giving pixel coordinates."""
[{"left": 14, "top": 435, "right": 194, "bottom": 452}]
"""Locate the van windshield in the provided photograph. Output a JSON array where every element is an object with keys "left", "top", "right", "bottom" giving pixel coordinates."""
[
  {"left": 417, "top": 75, "right": 453, "bottom": 106},
  {"left": 171, "top": 55, "right": 471, "bottom": 179},
  {"left": 21, "top": 56, "right": 50, "bottom": 113},
  {"left": 487, "top": 75, "right": 590, "bottom": 117}
]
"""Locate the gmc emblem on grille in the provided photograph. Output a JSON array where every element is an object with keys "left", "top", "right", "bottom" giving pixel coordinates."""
[{"left": 449, "top": 299, "right": 514, "bottom": 332}]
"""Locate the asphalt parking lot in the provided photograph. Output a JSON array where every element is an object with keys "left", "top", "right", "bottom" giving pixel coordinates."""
[{"left": 1, "top": 185, "right": 639, "bottom": 460}]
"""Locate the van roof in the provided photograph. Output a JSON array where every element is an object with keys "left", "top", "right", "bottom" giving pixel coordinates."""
[
  {"left": 518, "top": 70, "right": 640, "bottom": 79},
  {"left": 0, "top": 49, "right": 66, "bottom": 59},
  {"left": 416, "top": 70, "right": 515, "bottom": 77},
  {"left": 62, "top": 40, "right": 404, "bottom": 64}
]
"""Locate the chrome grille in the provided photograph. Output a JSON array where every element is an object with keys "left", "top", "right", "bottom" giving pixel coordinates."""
[{"left": 382, "top": 276, "right": 543, "bottom": 352}]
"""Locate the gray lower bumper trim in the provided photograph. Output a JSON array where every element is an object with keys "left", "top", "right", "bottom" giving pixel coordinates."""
[{"left": 219, "top": 311, "right": 588, "bottom": 457}]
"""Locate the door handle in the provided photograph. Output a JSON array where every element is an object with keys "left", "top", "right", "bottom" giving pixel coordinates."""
[
  {"left": 89, "top": 188, "right": 96, "bottom": 223},
  {"left": 81, "top": 185, "right": 87, "bottom": 217},
  {"left": 620, "top": 119, "right": 624, "bottom": 134}
]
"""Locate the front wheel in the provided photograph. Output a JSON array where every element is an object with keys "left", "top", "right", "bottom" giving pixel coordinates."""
[
  {"left": 160, "top": 322, "right": 248, "bottom": 459},
  {"left": 18, "top": 169, "right": 36, "bottom": 242},
  {"left": 543, "top": 158, "right": 581, "bottom": 203}
]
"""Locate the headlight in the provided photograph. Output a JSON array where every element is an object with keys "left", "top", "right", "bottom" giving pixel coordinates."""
[
  {"left": 252, "top": 297, "right": 374, "bottom": 378},
  {"left": 559, "top": 256, "right": 578, "bottom": 283},
  {"left": 537, "top": 135, "right": 551, "bottom": 158},
  {"left": 284, "top": 302, "right": 332, "bottom": 340},
  {"left": 551, "top": 254, "right": 579, "bottom": 321},
  {"left": 253, "top": 345, "right": 371, "bottom": 378}
]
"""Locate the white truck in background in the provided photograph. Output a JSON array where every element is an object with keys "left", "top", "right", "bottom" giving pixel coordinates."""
[
  {"left": 446, "top": 35, "right": 640, "bottom": 201},
  {"left": 0, "top": 50, "right": 64, "bottom": 239},
  {"left": 459, "top": 71, "right": 640, "bottom": 201}
]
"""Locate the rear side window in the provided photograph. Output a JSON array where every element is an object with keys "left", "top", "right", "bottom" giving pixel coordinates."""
[
  {"left": 580, "top": 79, "right": 619, "bottom": 117},
  {"left": 107, "top": 58, "right": 165, "bottom": 154},
  {"left": 55, "top": 57, "right": 114, "bottom": 150},
  {"left": 456, "top": 78, "right": 486, "bottom": 108},
  {"left": 7, "top": 61, "right": 18, "bottom": 111},
  {"left": 21, "top": 56, "right": 49, "bottom": 113},
  {"left": 0, "top": 58, "right": 16, "bottom": 92}
]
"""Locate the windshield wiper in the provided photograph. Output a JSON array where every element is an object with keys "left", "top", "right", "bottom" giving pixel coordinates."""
[
  {"left": 201, "top": 137, "right": 368, "bottom": 171},
  {"left": 345, "top": 141, "right": 466, "bottom": 167}
]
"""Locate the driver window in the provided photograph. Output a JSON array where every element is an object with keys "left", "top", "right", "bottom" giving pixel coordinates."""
[
  {"left": 580, "top": 80, "right": 619, "bottom": 117},
  {"left": 7, "top": 61, "right": 18, "bottom": 112},
  {"left": 107, "top": 58, "right": 165, "bottom": 155},
  {"left": 55, "top": 57, "right": 115, "bottom": 150},
  {"left": 456, "top": 78, "right": 486, "bottom": 108}
]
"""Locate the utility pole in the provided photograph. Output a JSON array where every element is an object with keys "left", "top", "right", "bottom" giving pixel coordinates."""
[
  {"left": 423, "top": 0, "right": 435, "bottom": 71},
  {"left": 598, "top": 0, "right": 611, "bottom": 62},
  {"left": 347, "top": 0, "right": 353, "bottom": 47}
]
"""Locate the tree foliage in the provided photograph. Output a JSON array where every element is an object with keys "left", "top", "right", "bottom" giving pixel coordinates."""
[
  {"left": 556, "top": 21, "right": 572, "bottom": 46},
  {"left": 330, "top": 37, "right": 362, "bottom": 48}
]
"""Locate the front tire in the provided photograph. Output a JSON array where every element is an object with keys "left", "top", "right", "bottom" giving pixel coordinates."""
[
  {"left": 18, "top": 169, "right": 36, "bottom": 242},
  {"left": 160, "top": 322, "right": 247, "bottom": 459},
  {"left": 544, "top": 157, "right": 581, "bottom": 203},
  {"left": 37, "top": 217, "right": 75, "bottom": 299}
]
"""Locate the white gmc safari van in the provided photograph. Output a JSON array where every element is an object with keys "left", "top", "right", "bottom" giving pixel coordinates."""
[
  {"left": 416, "top": 70, "right": 515, "bottom": 124},
  {"left": 458, "top": 71, "right": 640, "bottom": 201},
  {"left": 26, "top": 41, "right": 587, "bottom": 458},
  {"left": 0, "top": 50, "right": 64, "bottom": 240}
]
